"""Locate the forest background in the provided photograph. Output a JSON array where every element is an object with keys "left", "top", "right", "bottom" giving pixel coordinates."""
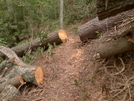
[{"left": 0, "top": 0, "right": 96, "bottom": 47}]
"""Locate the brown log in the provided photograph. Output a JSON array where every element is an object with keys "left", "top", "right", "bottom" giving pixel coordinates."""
[
  {"left": 78, "top": 9, "right": 134, "bottom": 42},
  {"left": 11, "top": 30, "right": 68, "bottom": 56},
  {"left": 97, "top": 0, "right": 134, "bottom": 20},
  {"left": 96, "top": 37, "right": 133, "bottom": 58}
]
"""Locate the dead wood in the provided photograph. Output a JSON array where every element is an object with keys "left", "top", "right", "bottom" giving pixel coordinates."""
[
  {"left": 96, "top": 19, "right": 134, "bottom": 58},
  {"left": 0, "top": 84, "right": 19, "bottom": 101},
  {"left": 11, "top": 30, "right": 68, "bottom": 56},
  {"left": 97, "top": 36, "right": 133, "bottom": 58},
  {"left": 0, "top": 46, "right": 45, "bottom": 100},
  {"left": 0, "top": 46, "right": 25, "bottom": 66},
  {"left": 78, "top": 9, "right": 134, "bottom": 42},
  {"left": 96, "top": 0, "right": 134, "bottom": 20}
]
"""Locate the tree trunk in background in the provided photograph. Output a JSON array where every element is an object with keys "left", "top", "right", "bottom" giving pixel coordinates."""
[
  {"left": 78, "top": 9, "right": 134, "bottom": 42},
  {"left": 97, "top": 0, "right": 134, "bottom": 20},
  {"left": 60, "top": 0, "right": 64, "bottom": 29}
]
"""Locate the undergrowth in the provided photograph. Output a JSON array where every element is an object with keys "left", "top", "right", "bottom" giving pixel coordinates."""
[{"left": 22, "top": 47, "right": 44, "bottom": 64}]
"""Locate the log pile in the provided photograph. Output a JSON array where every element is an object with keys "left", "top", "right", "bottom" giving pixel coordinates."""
[
  {"left": 0, "top": 46, "right": 45, "bottom": 101},
  {"left": 96, "top": 9, "right": 134, "bottom": 58},
  {"left": 78, "top": 0, "right": 134, "bottom": 58}
]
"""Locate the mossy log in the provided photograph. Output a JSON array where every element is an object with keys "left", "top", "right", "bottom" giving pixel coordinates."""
[
  {"left": 78, "top": 9, "right": 134, "bottom": 42},
  {"left": 11, "top": 30, "right": 68, "bottom": 56},
  {"left": 0, "top": 46, "right": 45, "bottom": 100},
  {"left": 97, "top": 0, "right": 134, "bottom": 20}
]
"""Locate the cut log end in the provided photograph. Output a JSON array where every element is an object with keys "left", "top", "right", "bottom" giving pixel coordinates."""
[
  {"left": 97, "top": 37, "right": 133, "bottom": 59},
  {"left": 58, "top": 30, "right": 68, "bottom": 42},
  {"left": 33, "top": 66, "right": 45, "bottom": 87},
  {"left": 18, "top": 75, "right": 25, "bottom": 86}
]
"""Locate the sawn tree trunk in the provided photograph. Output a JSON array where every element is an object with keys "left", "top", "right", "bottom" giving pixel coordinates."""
[
  {"left": 11, "top": 30, "right": 68, "bottom": 56},
  {"left": 78, "top": 9, "right": 134, "bottom": 42}
]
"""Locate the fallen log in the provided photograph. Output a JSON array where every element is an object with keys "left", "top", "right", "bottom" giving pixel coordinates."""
[
  {"left": 0, "top": 46, "right": 45, "bottom": 100},
  {"left": 97, "top": 0, "right": 134, "bottom": 20},
  {"left": 11, "top": 29, "right": 68, "bottom": 56},
  {"left": 78, "top": 9, "right": 134, "bottom": 42},
  {"left": 0, "top": 84, "right": 19, "bottom": 101},
  {"left": 96, "top": 26, "right": 134, "bottom": 59},
  {"left": 96, "top": 36, "right": 133, "bottom": 59}
]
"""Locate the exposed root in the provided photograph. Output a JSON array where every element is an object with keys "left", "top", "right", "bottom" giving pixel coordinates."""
[
  {"left": 111, "top": 57, "right": 125, "bottom": 75},
  {"left": 91, "top": 52, "right": 134, "bottom": 101}
]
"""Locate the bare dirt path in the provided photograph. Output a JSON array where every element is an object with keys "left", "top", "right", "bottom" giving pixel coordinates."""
[{"left": 30, "top": 31, "right": 104, "bottom": 101}]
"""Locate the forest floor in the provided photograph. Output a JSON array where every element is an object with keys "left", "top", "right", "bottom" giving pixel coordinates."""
[
  {"left": 23, "top": 30, "right": 105, "bottom": 101},
  {"left": 12, "top": 27, "right": 134, "bottom": 101}
]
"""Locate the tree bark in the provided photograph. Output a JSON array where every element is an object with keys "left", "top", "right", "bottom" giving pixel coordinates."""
[
  {"left": 0, "top": 84, "right": 19, "bottom": 101},
  {"left": 0, "top": 46, "right": 45, "bottom": 100},
  {"left": 11, "top": 30, "right": 68, "bottom": 56},
  {"left": 78, "top": 9, "right": 134, "bottom": 42},
  {"left": 96, "top": 26, "right": 134, "bottom": 58},
  {"left": 97, "top": 37, "right": 133, "bottom": 59},
  {"left": 97, "top": 0, "right": 134, "bottom": 20}
]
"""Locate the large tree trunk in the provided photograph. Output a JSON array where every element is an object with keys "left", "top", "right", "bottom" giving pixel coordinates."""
[
  {"left": 78, "top": 9, "right": 134, "bottom": 42},
  {"left": 11, "top": 30, "right": 68, "bottom": 56},
  {"left": 97, "top": 0, "right": 134, "bottom": 20}
]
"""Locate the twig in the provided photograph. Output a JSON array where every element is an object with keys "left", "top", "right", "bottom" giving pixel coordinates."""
[
  {"left": 112, "top": 75, "right": 134, "bottom": 98},
  {"left": 33, "top": 97, "right": 44, "bottom": 101},
  {"left": 128, "top": 39, "right": 134, "bottom": 44},
  {"left": 112, "top": 84, "right": 127, "bottom": 98},
  {"left": 127, "top": 84, "right": 132, "bottom": 101},
  {"left": 1, "top": 67, "right": 8, "bottom": 77},
  {"left": 112, "top": 57, "right": 125, "bottom": 75}
]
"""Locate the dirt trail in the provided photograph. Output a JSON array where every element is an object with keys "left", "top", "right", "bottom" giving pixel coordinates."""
[{"left": 31, "top": 32, "right": 103, "bottom": 101}]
